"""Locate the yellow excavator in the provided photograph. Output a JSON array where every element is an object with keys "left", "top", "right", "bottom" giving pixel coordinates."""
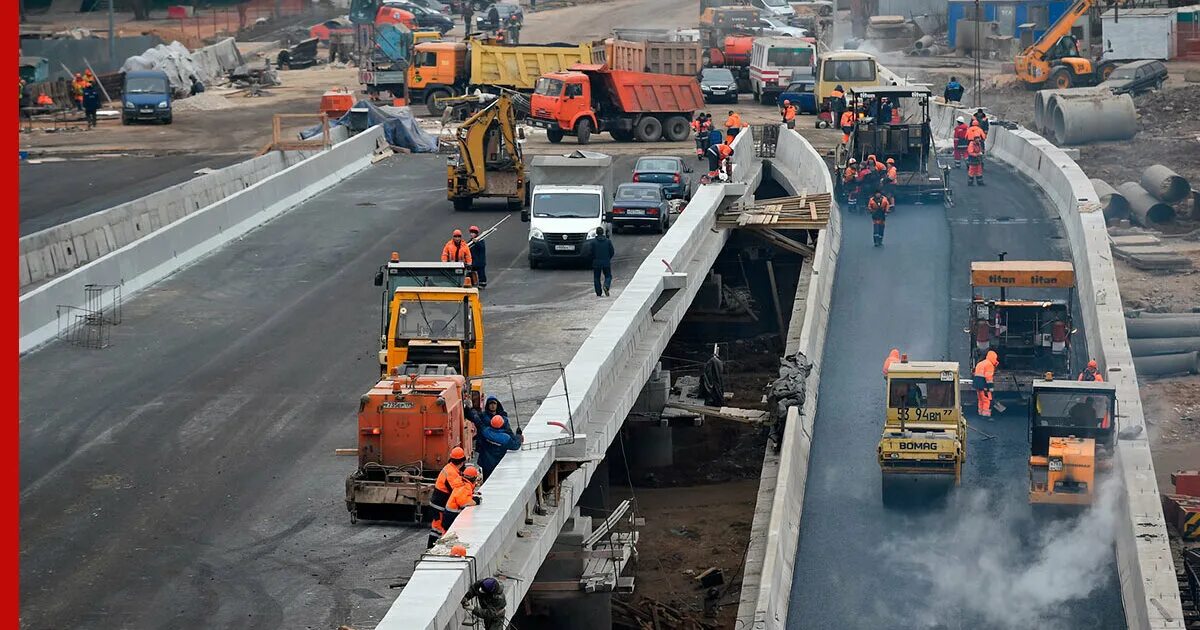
[
  {"left": 1014, "top": 0, "right": 1117, "bottom": 89},
  {"left": 447, "top": 92, "right": 526, "bottom": 211}
]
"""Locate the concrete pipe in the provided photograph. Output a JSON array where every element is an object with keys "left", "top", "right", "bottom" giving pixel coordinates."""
[
  {"left": 1133, "top": 351, "right": 1200, "bottom": 377},
  {"left": 1125, "top": 316, "right": 1200, "bottom": 339},
  {"left": 1117, "top": 181, "right": 1176, "bottom": 226},
  {"left": 1126, "top": 311, "right": 1200, "bottom": 319},
  {"left": 1139, "top": 164, "right": 1191, "bottom": 203},
  {"left": 1089, "top": 178, "right": 1130, "bottom": 222},
  {"left": 1052, "top": 92, "right": 1137, "bottom": 145},
  {"left": 913, "top": 35, "right": 934, "bottom": 50},
  {"left": 1037, "top": 88, "right": 1107, "bottom": 136},
  {"left": 1129, "top": 337, "right": 1200, "bottom": 357}
]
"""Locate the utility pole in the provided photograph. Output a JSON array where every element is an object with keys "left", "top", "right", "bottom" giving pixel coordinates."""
[
  {"left": 973, "top": 0, "right": 982, "bottom": 108},
  {"left": 107, "top": 0, "right": 115, "bottom": 68}
]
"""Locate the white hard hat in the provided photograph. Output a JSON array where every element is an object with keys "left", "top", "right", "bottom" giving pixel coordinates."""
[
  {"left": 956, "top": 116, "right": 965, "bottom": 123},
  {"left": 848, "top": 157, "right": 857, "bottom": 164}
]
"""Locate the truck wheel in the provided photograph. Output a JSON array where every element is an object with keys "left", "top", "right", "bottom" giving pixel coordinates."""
[
  {"left": 425, "top": 88, "right": 452, "bottom": 116},
  {"left": 611, "top": 129, "right": 634, "bottom": 142},
  {"left": 634, "top": 116, "right": 662, "bottom": 142},
  {"left": 453, "top": 197, "right": 472, "bottom": 211},
  {"left": 1048, "top": 67, "right": 1073, "bottom": 90},
  {"left": 1095, "top": 61, "right": 1117, "bottom": 83},
  {"left": 546, "top": 128, "right": 564, "bottom": 143},
  {"left": 575, "top": 118, "right": 591, "bottom": 144},
  {"left": 663, "top": 116, "right": 690, "bottom": 142}
]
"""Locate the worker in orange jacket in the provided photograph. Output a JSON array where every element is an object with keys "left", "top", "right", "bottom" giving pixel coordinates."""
[
  {"left": 1078, "top": 359, "right": 1104, "bottom": 382},
  {"left": 441, "top": 229, "right": 473, "bottom": 265},
  {"left": 965, "top": 118, "right": 986, "bottom": 149},
  {"left": 780, "top": 100, "right": 797, "bottom": 130},
  {"left": 724, "top": 110, "right": 744, "bottom": 140},
  {"left": 973, "top": 350, "right": 999, "bottom": 417},
  {"left": 883, "top": 157, "right": 898, "bottom": 206},
  {"left": 868, "top": 190, "right": 890, "bottom": 246},
  {"left": 428, "top": 465, "right": 480, "bottom": 548},
  {"left": 882, "top": 348, "right": 900, "bottom": 378},
  {"left": 71, "top": 73, "right": 85, "bottom": 110},
  {"left": 966, "top": 138, "right": 985, "bottom": 186},
  {"left": 839, "top": 109, "right": 855, "bottom": 144},
  {"left": 842, "top": 157, "right": 859, "bottom": 203}
]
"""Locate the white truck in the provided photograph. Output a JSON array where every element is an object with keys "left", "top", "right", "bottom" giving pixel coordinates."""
[
  {"left": 522, "top": 151, "right": 615, "bottom": 269},
  {"left": 750, "top": 36, "right": 816, "bottom": 104}
]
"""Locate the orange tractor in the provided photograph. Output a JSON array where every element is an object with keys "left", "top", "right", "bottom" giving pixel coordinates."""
[{"left": 345, "top": 369, "right": 474, "bottom": 523}]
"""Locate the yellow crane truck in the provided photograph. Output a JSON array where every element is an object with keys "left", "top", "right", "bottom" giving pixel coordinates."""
[
  {"left": 1028, "top": 375, "right": 1116, "bottom": 506},
  {"left": 878, "top": 357, "right": 967, "bottom": 499}
]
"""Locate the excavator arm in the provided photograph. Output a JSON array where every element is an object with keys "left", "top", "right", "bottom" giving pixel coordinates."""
[{"left": 450, "top": 94, "right": 522, "bottom": 199}]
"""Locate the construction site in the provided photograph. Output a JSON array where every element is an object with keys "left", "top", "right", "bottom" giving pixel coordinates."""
[{"left": 16, "top": 0, "right": 1200, "bottom": 629}]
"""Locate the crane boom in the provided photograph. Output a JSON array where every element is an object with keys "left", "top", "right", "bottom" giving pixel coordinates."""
[{"left": 1013, "top": 0, "right": 1115, "bottom": 89}]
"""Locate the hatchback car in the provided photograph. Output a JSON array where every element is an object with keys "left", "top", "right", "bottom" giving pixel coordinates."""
[
  {"left": 700, "top": 67, "right": 739, "bottom": 104},
  {"left": 632, "top": 156, "right": 692, "bottom": 201},
  {"left": 609, "top": 183, "right": 672, "bottom": 233},
  {"left": 779, "top": 79, "right": 817, "bottom": 113},
  {"left": 385, "top": 1, "right": 454, "bottom": 32},
  {"left": 1102, "top": 59, "right": 1168, "bottom": 95}
]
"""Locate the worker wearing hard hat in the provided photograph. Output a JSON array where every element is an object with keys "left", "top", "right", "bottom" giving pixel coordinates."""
[
  {"left": 441, "top": 229, "right": 473, "bottom": 265},
  {"left": 724, "top": 110, "right": 745, "bottom": 140},
  {"left": 952, "top": 116, "right": 969, "bottom": 168},
  {"left": 429, "top": 465, "right": 481, "bottom": 548},
  {"left": 882, "top": 348, "right": 901, "bottom": 378},
  {"left": 1078, "top": 359, "right": 1104, "bottom": 382},
  {"left": 839, "top": 108, "right": 855, "bottom": 144},
  {"left": 780, "top": 99, "right": 797, "bottom": 130},
  {"left": 966, "top": 137, "right": 985, "bottom": 186},
  {"left": 478, "top": 415, "right": 523, "bottom": 480},
  {"left": 883, "top": 157, "right": 898, "bottom": 206},
  {"left": 973, "top": 350, "right": 1000, "bottom": 417},
  {"left": 867, "top": 190, "right": 891, "bottom": 247},
  {"left": 467, "top": 225, "right": 488, "bottom": 288},
  {"left": 428, "top": 446, "right": 468, "bottom": 539}
]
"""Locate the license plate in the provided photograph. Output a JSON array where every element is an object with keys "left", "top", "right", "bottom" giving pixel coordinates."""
[
  {"left": 554, "top": 244, "right": 575, "bottom": 251},
  {"left": 140, "top": 109, "right": 153, "bottom": 113},
  {"left": 625, "top": 209, "right": 645, "bottom": 216}
]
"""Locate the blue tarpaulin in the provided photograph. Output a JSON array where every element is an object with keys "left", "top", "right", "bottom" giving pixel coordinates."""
[{"left": 302, "top": 100, "right": 438, "bottom": 153}]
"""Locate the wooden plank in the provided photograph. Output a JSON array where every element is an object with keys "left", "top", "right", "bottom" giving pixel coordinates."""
[{"left": 809, "top": 201, "right": 818, "bottom": 221}]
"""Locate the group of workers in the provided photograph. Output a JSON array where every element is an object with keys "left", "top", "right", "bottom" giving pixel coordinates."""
[
  {"left": 952, "top": 108, "right": 991, "bottom": 186},
  {"left": 440, "top": 225, "right": 489, "bottom": 288},
  {"left": 463, "top": 2, "right": 522, "bottom": 44},
  {"left": 839, "top": 153, "right": 898, "bottom": 246},
  {"left": 427, "top": 395, "right": 523, "bottom": 549},
  {"left": 69, "top": 70, "right": 101, "bottom": 128},
  {"left": 692, "top": 111, "right": 740, "bottom": 183}
]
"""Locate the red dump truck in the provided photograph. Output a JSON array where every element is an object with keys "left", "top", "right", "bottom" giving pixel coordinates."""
[{"left": 529, "top": 64, "right": 704, "bottom": 144}]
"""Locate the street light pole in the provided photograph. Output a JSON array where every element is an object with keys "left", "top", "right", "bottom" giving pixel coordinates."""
[
  {"left": 108, "top": 0, "right": 115, "bottom": 67},
  {"left": 974, "top": 0, "right": 982, "bottom": 108}
]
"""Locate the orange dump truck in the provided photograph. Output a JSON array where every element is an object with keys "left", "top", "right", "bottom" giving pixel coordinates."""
[
  {"left": 529, "top": 64, "right": 704, "bottom": 144},
  {"left": 345, "top": 371, "right": 473, "bottom": 524}
]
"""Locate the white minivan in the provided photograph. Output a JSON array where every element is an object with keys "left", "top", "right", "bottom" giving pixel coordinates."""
[{"left": 526, "top": 185, "right": 611, "bottom": 269}]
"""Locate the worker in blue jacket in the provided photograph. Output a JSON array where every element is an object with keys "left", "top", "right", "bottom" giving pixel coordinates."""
[
  {"left": 478, "top": 415, "right": 523, "bottom": 480},
  {"left": 467, "top": 395, "right": 512, "bottom": 452},
  {"left": 467, "top": 225, "right": 488, "bottom": 288}
]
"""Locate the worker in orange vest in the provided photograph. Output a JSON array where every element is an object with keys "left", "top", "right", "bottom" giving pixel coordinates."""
[
  {"left": 724, "top": 110, "right": 743, "bottom": 140},
  {"left": 441, "top": 229, "right": 473, "bottom": 264},
  {"left": 965, "top": 118, "right": 987, "bottom": 149},
  {"left": 1078, "top": 359, "right": 1104, "bottom": 382},
  {"left": 883, "top": 157, "right": 898, "bottom": 206},
  {"left": 868, "top": 190, "right": 890, "bottom": 246},
  {"left": 705, "top": 140, "right": 734, "bottom": 181},
  {"left": 429, "top": 446, "right": 467, "bottom": 522},
  {"left": 428, "top": 465, "right": 480, "bottom": 548},
  {"left": 780, "top": 99, "right": 797, "bottom": 130},
  {"left": 966, "top": 138, "right": 985, "bottom": 186},
  {"left": 839, "top": 109, "right": 855, "bottom": 144},
  {"left": 973, "top": 350, "right": 999, "bottom": 417},
  {"left": 882, "top": 348, "right": 901, "bottom": 378},
  {"left": 71, "top": 73, "right": 85, "bottom": 110},
  {"left": 842, "top": 157, "right": 859, "bottom": 203}
]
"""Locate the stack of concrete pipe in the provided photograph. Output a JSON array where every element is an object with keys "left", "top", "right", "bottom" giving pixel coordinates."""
[
  {"left": 1112, "top": 165, "right": 1189, "bottom": 226},
  {"left": 1125, "top": 312, "right": 1200, "bottom": 376},
  {"left": 1032, "top": 87, "right": 1106, "bottom": 136},
  {"left": 1090, "top": 178, "right": 1131, "bottom": 222},
  {"left": 1051, "top": 91, "right": 1137, "bottom": 145}
]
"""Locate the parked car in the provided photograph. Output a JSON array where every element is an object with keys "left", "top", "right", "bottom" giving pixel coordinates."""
[
  {"left": 122, "top": 70, "right": 173, "bottom": 125},
  {"left": 751, "top": 0, "right": 796, "bottom": 18},
  {"left": 309, "top": 17, "right": 353, "bottom": 43},
  {"left": 1101, "top": 59, "right": 1168, "bottom": 95},
  {"left": 406, "top": 0, "right": 450, "bottom": 14},
  {"left": 385, "top": 0, "right": 455, "bottom": 32},
  {"left": 475, "top": 3, "right": 523, "bottom": 31},
  {"left": 758, "top": 15, "right": 808, "bottom": 38},
  {"left": 700, "top": 67, "right": 739, "bottom": 103},
  {"left": 608, "top": 183, "right": 672, "bottom": 233},
  {"left": 779, "top": 78, "right": 817, "bottom": 113},
  {"left": 632, "top": 156, "right": 692, "bottom": 201}
]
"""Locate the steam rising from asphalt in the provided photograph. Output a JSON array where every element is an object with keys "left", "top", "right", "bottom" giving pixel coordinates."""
[{"left": 882, "top": 481, "right": 1121, "bottom": 629}]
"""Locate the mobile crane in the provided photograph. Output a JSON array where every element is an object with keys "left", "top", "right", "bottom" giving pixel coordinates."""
[
  {"left": 1014, "top": 0, "right": 1117, "bottom": 89},
  {"left": 447, "top": 92, "right": 527, "bottom": 211}
]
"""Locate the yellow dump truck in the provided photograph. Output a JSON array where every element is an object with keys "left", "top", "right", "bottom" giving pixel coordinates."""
[
  {"left": 878, "top": 358, "right": 967, "bottom": 498},
  {"left": 407, "top": 38, "right": 593, "bottom": 114}
]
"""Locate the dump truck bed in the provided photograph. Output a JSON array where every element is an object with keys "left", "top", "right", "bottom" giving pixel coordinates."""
[
  {"left": 585, "top": 66, "right": 704, "bottom": 114},
  {"left": 471, "top": 42, "right": 592, "bottom": 91},
  {"left": 601, "top": 39, "right": 704, "bottom": 76}
]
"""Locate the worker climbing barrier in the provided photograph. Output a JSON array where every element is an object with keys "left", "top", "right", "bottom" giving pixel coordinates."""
[
  {"left": 377, "top": 128, "right": 761, "bottom": 630},
  {"left": 928, "top": 97, "right": 1183, "bottom": 630},
  {"left": 735, "top": 126, "right": 841, "bottom": 630}
]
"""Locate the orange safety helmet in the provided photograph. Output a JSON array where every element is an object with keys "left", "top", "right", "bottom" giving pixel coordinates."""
[
  {"left": 450, "top": 544, "right": 468, "bottom": 557},
  {"left": 1087, "top": 359, "right": 1098, "bottom": 369},
  {"left": 867, "top": 154, "right": 877, "bottom": 161},
  {"left": 462, "top": 466, "right": 480, "bottom": 481},
  {"left": 783, "top": 99, "right": 790, "bottom": 105},
  {"left": 452, "top": 229, "right": 463, "bottom": 237},
  {"left": 390, "top": 251, "right": 400, "bottom": 262},
  {"left": 886, "top": 157, "right": 895, "bottom": 164},
  {"left": 450, "top": 446, "right": 466, "bottom": 461},
  {"left": 490, "top": 415, "right": 505, "bottom": 429},
  {"left": 469, "top": 225, "right": 480, "bottom": 234}
]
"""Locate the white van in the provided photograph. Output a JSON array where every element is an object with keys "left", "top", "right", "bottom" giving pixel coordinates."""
[{"left": 527, "top": 185, "right": 611, "bottom": 269}]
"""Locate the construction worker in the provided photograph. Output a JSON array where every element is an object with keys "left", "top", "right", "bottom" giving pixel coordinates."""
[
  {"left": 705, "top": 139, "right": 733, "bottom": 181},
  {"left": 973, "top": 350, "right": 999, "bottom": 417},
  {"left": 883, "top": 157, "right": 898, "bottom": 207},
  {"left": 441, "top": 229, "right": 474, "bottom": 265},
  {"left": 461, "top": 577, "right": 506, "bottom": 630},
  {"left": 36, "top": 91, "right": 53, "bottom": 106},
  {"left": 944, "top": 76, "right": 965, "bottom": 103},
  {"left": 592, "top": 225, "right": 615, "bottom": 297},
  {"left": 839, "top": 108, "right": 855, "bottom": 144},
  {"left": 952, "top": 116, "right": 969, "bottom": 168},
  {"left": 724, "top": 110, "right": 743, "bottom": 140},
  {"left": 505, "top": 12, "right": 521, "bottom": 44},
  {"left": 780, "top": 99, "right": 797, "bottom": 130},
  {"left": 868, "top": 190, "right": 890, "bottom": 247},
  {"left": 966, "top": 137, "right": 985, "bottom": 186},
  {"left": 965, "top": 118, "right": 987, "bottom": 150},
  {"left": 428, "top": 446, "right": 468, "bottom": 542},
  {"left": 71, "top": 73, "right": 84, "bottom": 110},
  {"left": 429, "top": 464, "right": 479, "bottom": 548},
  {"left": 878, "top": 97, "right": 892, "bottom": 125},
  {"left": 692, "top": 113, "right": 710, "bottom": 159},
  {"left": 81, "top": 80, "right": 100, "bottom": 129},
  {"left": 467, "top": 225, "right": 487, "bottom": 288},
  {"left": 842, "top": 157, "right": 858, "bottom": 203},
  {"left": 463, "top": 2, "right": 474, "bottom": 32},
  {"left": 882, "top": 348, "right": 900, "bottom": 378},
  {"left": 478, "top": 415, "right": 523, "bottom": 480},
  {"left": 1078, "top": 359, "right": 1104, "bottom": 382},
  {"left": 973, "top": 108, "right": 990, "bottom": 147},
  {"left": 467, "top": 395, "right": 512, "bottom": 453}
]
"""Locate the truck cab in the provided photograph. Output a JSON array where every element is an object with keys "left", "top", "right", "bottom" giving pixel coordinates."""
[
  {"left": 1028, "top": 378, "right": 1116, "bottom": 506},
  {"left": 531, "top": 72, "right": 592, "bottom": 141},
  {"left": 526, "top": 184, "right": 610, "bottom": 268},
  {"left": 407, "top": 40, "right": 468, "bottom": 112},
  {"left": 878, "top": 359, "right": 967, "bottom": 497}
]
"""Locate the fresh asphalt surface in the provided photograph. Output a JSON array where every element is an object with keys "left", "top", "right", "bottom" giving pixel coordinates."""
[
  {"left": 19, "top": 153, "right": 688, "bottom": 629},
  {"left": 787, "top": 162, "right": 1125, "bottom": 629},
  {"left": 18, "top": 154, "right": 245, "bottom": 236}
]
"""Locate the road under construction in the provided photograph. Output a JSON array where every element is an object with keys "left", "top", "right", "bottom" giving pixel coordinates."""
[{"left": 18, "top": 55, "right": 1179, "bottom": 630}]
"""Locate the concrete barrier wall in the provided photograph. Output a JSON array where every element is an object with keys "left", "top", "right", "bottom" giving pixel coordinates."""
[
  {"left": 19, "top": 126, "right": 385, "bottom": 354},
  {"left": 378, "top": 129, "right": 761, "bottom": 630},
  {"left": 735, "top": 127, "right": 841, "bottom": 629},
  {"left": 930, "top": 99, "right": 1182, "bottom": 630}
]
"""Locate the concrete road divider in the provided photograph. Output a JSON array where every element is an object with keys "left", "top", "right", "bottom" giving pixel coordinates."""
[{"left": 19, "top": 125, "right": 385, "bottom": 354}]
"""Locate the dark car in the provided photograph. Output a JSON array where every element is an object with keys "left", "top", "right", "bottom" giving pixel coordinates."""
[
  {"left": 1102, "top": 59, "right": 1168, "bottom": 95},
  {"left": 609, "top": 183, "right": 672, "bottom": 233},
  {"left": 406, "top": 0, "right": 450, "bottom": 13},
  {"left": 385, "top": 1, "right": 455, "bottom": 32},
  {"left": 779, "top": 79, "right": 817, "bottom": 114},
  {"left": 475, "top": 3, "right": 523, "bottom": 31},
  {"left": 633, "top": 156, "right": 692, "bottom": 200},
  {"left": 699, "top": 67, "right": 739, "bottom": 104}
]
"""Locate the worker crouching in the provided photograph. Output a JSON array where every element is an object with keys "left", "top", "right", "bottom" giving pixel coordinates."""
[
  {"left": 973, "top": 350, "right": 999, "bottom": 417},
  {"left": 429, "top": 464, "right": 481, "bottom": 548}
]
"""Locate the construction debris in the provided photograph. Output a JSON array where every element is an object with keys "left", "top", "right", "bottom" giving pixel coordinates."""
[
  {"left": 613, "top": 596, "right": 719, "bottom": 630},
  {"left": 716, "top": 193, "right": 832, "bottom": 229}
]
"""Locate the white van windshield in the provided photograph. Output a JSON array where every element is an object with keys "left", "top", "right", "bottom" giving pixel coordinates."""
[{"left": 533, "top": 192, "right": 601, "bottom": 218}]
